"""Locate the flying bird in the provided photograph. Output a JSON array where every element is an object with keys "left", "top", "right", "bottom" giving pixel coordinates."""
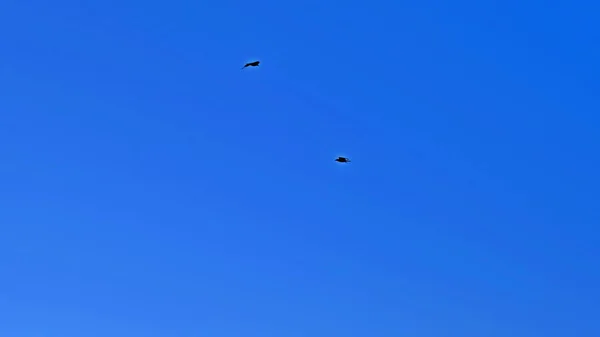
[
  {"left": 335, "top": 156, "right": 351, "bottom": 163},
  {"left": 241, "top": 61, "right": 260, "bottom": 69}
]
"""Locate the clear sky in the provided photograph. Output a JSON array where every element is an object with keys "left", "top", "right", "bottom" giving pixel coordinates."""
[{"left": 1, "top": 1, "right": 598, "bottom": 336}]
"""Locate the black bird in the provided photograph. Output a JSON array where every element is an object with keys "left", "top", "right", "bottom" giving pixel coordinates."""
[
  {"left": 335, "top": 156, "right": 351, "bottom": 163},
  {"left": 241, "top": 61, "right": 260, "bottom": 69}
]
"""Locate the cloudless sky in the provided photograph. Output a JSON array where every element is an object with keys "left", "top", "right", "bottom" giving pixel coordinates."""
[{"left": 1, "top": 1, "right": 599, "bottom": 336}]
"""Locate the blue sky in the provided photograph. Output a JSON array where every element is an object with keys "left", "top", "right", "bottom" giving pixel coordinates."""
[{"left": 1, "top": 0, "right": 599, "bottom": 336}]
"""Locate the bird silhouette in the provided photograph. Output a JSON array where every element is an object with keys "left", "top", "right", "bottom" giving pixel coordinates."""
[
  {"left": 241, "top": 61, "right": 260, "bottom": 69},
  {"left": 335, "top": 156, "right": 351, "bottom": 163}
]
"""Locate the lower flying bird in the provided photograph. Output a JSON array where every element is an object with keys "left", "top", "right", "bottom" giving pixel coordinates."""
[
  {"left": 335, "top": 156, "right": 351, "bottom": 163},
  {"left": 241, "top": 61, "right": 260, "bottom": 69}
]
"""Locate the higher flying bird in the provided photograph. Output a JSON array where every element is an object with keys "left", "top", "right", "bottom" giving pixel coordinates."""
[{"left": 335, "top": 156, "right": 351, "bottom": 163}]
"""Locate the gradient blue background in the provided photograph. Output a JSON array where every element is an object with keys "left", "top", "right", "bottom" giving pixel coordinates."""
[{"left": 1, "top": 1, "right": 598, "bottom": 336}]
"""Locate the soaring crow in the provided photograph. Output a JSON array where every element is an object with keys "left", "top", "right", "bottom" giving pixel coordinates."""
[
  {"left": 241, "top": 61, "right": 260, "bottom": 69},
  {"left": 335, "top": 156, "right": 351, "bottom": 163}
]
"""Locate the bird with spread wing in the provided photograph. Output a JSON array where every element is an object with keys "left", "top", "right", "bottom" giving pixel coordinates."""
[{"left": 241, "top": 61, "right": 260, "bottom": 69}]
